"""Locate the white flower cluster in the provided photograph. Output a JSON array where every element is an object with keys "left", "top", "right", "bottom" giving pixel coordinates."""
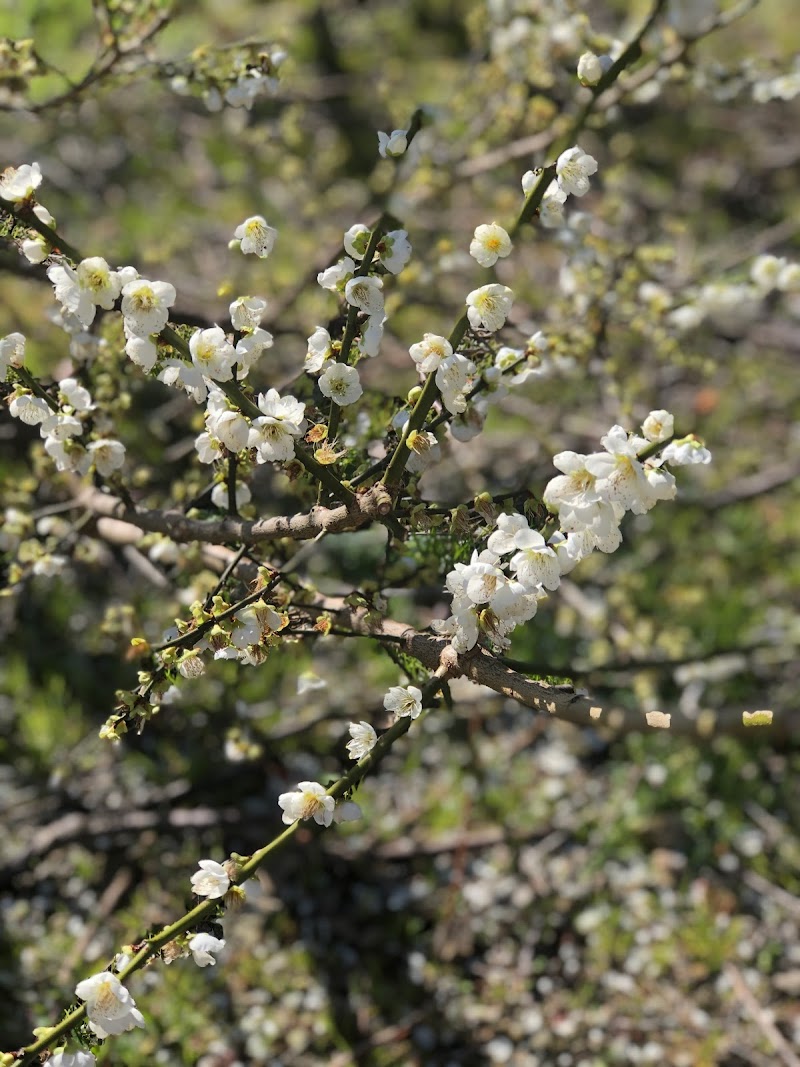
[
  {"left": 433, "top": 413, "right": 710, "bottom": 654},
  {"left": 521, "top": 143, "right": 599, "bottom": 229},
  {"left": 174, "top": 598, "right": 286, "bottom": 675},
  {"left": 5, "top": 335, "right": 126, "bottom": 478}
]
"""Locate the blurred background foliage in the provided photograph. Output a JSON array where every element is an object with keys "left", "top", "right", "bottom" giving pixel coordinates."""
[{"left": 1, "top": 0, "right": 799, "bottom": 1063}]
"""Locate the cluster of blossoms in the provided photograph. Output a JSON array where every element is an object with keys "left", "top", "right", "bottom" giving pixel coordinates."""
[
  {"left": 4, "top": 333, "right": 126, "bottom": 477},
  {"left": 433, "top": 412, "right": 711, "bottom": 654},
  {"left": 306, "top": 222, "right": 412, "bottom": 397},
  {"left": 169, "top": 45, "right": 287, "bottom": 112},
  {"left": 170, "top": 596, "right": 287, "bottom": 677}
]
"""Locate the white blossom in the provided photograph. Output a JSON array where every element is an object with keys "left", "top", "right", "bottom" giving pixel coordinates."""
[
  {"left": 343, "top": 223, "right": 370, "bottom": 260},
  {"left": 345, "top": 275, "right": 384, "bottom": 317},
  {"left": 318, "top": 257, "right": 355, "bottom": 291},
  {"left": 577, "top": 51, "right": 604, "bottom": 86},
  {"left": 306, "top": 326, "right": 333, "bottom": 372},
  {"left": 381, "top": 229, "right": 412, "bottom": 274},
  {"left": 188, "top": 933, "right": 226, "bottom": 967},
  {"left": 0, "top": 332, "right": 26, "bottom": 375},
  {"left": 234, "top": 215, "right": 277, "bottom": 258},
  {"left": 235, "top": 327, "right": 273, "bottom": 377},
  {"left": 9, "top": 393, "right": 50, "bottom": 425},
  {"left": 49, "top": 1052, "right": 96, "bottom": 1067},
  {"left": 126, "top": 336, "right": 158, "bottom": 372},
  {"left": 383, "top": 685, "right": 423, "bottom": 719},
  {"left": 469, "top": 222, "right": 512, "bottom": 267},
  {"left": 509, "top": 529, "right": 561, "bottom": 591},
  {"left": 487, "top": 512, "right": 529, "bottom": 555},
  {"left": 58, "top": 378, "right": 93, "bottom": 412},
  {"left": 190, "top": 326, "right": 237, "bottom": 382},
  {"left": 158, "top": 358, "right": 207, "bottom": 404},
  {"left": 556, "top": 145, "right": 599, "bottom": 197},
  {"left": 0, "top": 161, "right": 42, "bottom": 202},
  {"left": 190, "top": 859, "right": 230, "bottom": 899},
  {"left": 47, "top": 263, "right": 96, "bottom": 329},
  {"left": 74, "top": 972, "right": 145, "bottom": 1039},
  {"left": 436, "top": 352, "right": 475, "bottom": 414},
  {"left": 410, "top": 333, "right": 452, "bottom": 374},
  {"left": 76, "top": 256, "right": 122, "bottom": 309},
  {"left": 661, "top": 436, "right": 712, "bottom": 465},
  {"left": 319, "top": 362, "right": 362, "bottom": 406},
  {"left": 641, "top": 409, "right": 674, "bottom": 442},
  {"left": 358, "top": 314, "right": 385, "bottom": 357},
  {"left": 466, "top": 283, "right": 514, "bottom": 332},
  {"left": 278, "top": 781, "right": 335, "bottom": 826},
  {"left": 230, "top": 295, "right": 267, "bottom": 331},
  {"left": 210, "top": 481, "right": 251, "bottom": 510},
  {"left": 121, "top": 278, "right": 176, "bottom": 337},
  {"left": 249, "top": 388, "right": 306, "bottom": 463},
  {"left": 378, "top": 128, "right": 408, "bottom": 158},
  {"left": 346, "top": 721, "right": 378, "bottom": 759},
  {"left": 87, "top": 439, "right": 126, "bottom": 477}
]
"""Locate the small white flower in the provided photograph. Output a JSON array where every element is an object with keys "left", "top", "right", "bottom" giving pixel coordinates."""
[
  {"left": 383, "top": 685, "right": 423, "bottom": 720},
  {"left": 76, "top": 256, "right": 121, "bottom": 310},
  {"left": 0, "top": 161, "right": 42, "bottom": 202},
  {"left": 207, "top": 406, "right": 250, "bottom": 452},
  {"left": 641, "top": 409, "right": 674, "bottom": 442},
  {"left": 190, "top": 859, "right": 230, "bottom": 899},
  {"left": 121, "top": 278, "right": 176, "bottom": 337},
  {"left": 409, "top": 333, "right": 452, "bottom": 374},
  {"left": 230, "top": 295, "right": 268, "bottom": 331},
  {"left": 380, "top": 229, "right": 412, "bottom": 274},
  {"left": 235, "top": 327, "right": 273, "bottom": 377},
  {"left": 9, "top": 393, "right": 51, "bottom": 425},
  {"left": 47, "top": 263, "right": 96, "bottom": 329},
  {"left": 466, "top": 283, "right": 514, "bottom": 332},
  {"left": 87, "top": 439, "right": 125, "bottom": 477},
  {"left": 333, "top": 800, "right": 363, "bottom": 823},
  {"left": 211, "top": 481, "right": 252, "bottom": 510},
  {"left": 345, "top": 275, "right": 384, "bottom": 317},
  {"left": 58, "top": 378, "right": 93, "bottom": 412},
  {"left": 318, "top": 257, "right": 355, "bottom": 291},
  {"left": 358, "top": 314, "right": 385, "bottom": 357},
  {"left": 661, "top": 436, "right": 712, "bottom": 465},
  {"left": 556, "top": 145, "right": 598, "bottom": 197},
  {"left": 278, "top": 781, "right": 335, "bottom": 826},
  {"left": 49, "top": 1051, "right": 96, "bottom": 1067},
  {"left": 319, "top": 362, "right": 362, "bottom": 406},
  {"left": 125, "top": 336, "right": 158, "bottom": 372},
  {"left": 343, "top": 223, "right": 371, "bottom": 260},
  {"left": 436, "top": 352, "right": 475, "bottom": 414},
  {"left": 0, "top": 332, "right": 26, "bottom": 374},
  {"left": 346, "top": 721, "right": 378, "bottom": 759},
  {"left": 249, "top": 388, "right": 306, "bottom": 462},
  {"left": 74, "top": 972, "right": 145, "bottom": 1039},
  {"left": 378, "top": 128, "right": 408, "bottom": 158},
  {"left": 234, "top": 215, "right": 277, "bottom": 258},
  {"left": 406, "top": 429, "right": 441, "bottom": 473},
  {"left": 306, "top": 327, "right": 332, "bottom": 372},
  {"left": 487, "top": 512, "right": 529, "bottom": 555},
  {"left": 188, "top": 933, "right": 226, "bottom": 967},
  {"left": 577, "top": 52, "right": 604, "bottom": 86},
  {"left": 297, "top": 672, "right": 327, "bottom": 695},
  {"left": 469, "top": 222, "right": 512, "bottom": 268},
  {"left": 190, "top": 326, "right": 237, "bottom": 382},
  {"left": 159, "top": 359, "right": 207, "bottom": 404}
]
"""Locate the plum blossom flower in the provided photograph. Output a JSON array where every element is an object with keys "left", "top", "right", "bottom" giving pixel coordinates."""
[
  {"left": 86, "top": 439, "right": 126, "bottom": 477},
  {"left": 0, "top": 332, "right": 26, "bottom": 375},
  {"left": 318, "top": 257, "right": 355, "bottom": 291},
  {"left": 509, "top": 529, "right": 561, "bottom": 591},
  {"left": 121, "top": 278, "right": 176, "bottom": 337},
  {"left": 380, "top": 229, "right": 412, "bottom": 274},
  {"left": 0, "top": 161, "right": 42, "bottom": 202},
  {"left": 661, "top": 436, "right": 712, "bottom": 465},
  {"left": 346, "top": 721, "right": 378, "bottom": 759},
  {"left": 190, "top": 859, "right": 230, "bottom": 899},
  {"left": 466, "top": 283, "right": 514, "bottom": 332},
  {"left": 410, "top": 333, "right": 452, "bottom": 374},
  {"left": 319, "top": 362, "right": 362, "bottom": 406},
  {"left": 230, "top": 295, "right": 267, "bottom": 331},
  {"left": 234, "top": 215, "right": 277, "bottom": 258},
  {"left": 584, "top": 425, "right": 654, "bottom": 514},
  {"left": 577, "top": 51, "right": 604, "bottom": 85},
  {"left": 383, "top": 685, "right": 423, "bottom": 719},
  {"left": 436, "top": 352, "right": 475, "bottom": 415},
  {"left": 306, "top": 326, "right": 332, "bottom": 372},
  {"left": 74, "top": 972, "right": 145, "bottom": 1038},
  {"left": 556, "top": 145, "right": 598, "bottom": 197},
  {"left": 126, "top": 336, "right": 158, "bottom": 372},
  {"left": 190, "top": 326, "right": 237, "bottom": 382},
  {"left": 470, "top": 222, "right": 512, "bottom": 267},
  {"left": 345, "top": 275, "right": 384, "bottom": 316},
  {"left": 378, "top": 128, "right": 408, "bottom": 158},
  {"left": 188, "top": 933, "right": 226, "bottom": 967},
  {"left": 641, "top": 409, "right": 674, "bottom": 442},
  {"left": 343, "top": 223, "right": 370, "bottom": 260},
  {"left": 278, "top": 781, "right": 335, "bottom": 826},
  {"left": 487, "top": 512, "right": 530, "bottom": 555},
  {"left": 249, "top": 388, "right": 306, "bottom": 463},
  {"left": 49, "top": 1052, "right": 96, "bottom": 1067}
]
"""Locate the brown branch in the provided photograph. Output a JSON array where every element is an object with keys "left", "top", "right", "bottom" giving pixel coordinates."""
[
  {"left": 299, "top": 596, "right": 780, "bottom": 740},
  {"left": 77, "top": 483, "right": 393, "bottom": 546}
]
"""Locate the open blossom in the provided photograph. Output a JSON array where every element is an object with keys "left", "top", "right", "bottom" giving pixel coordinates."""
[
  {"left": 487, "top": 512, "right": 530, "bottom": 555},
  {"left": 358, "top": 314, "right": 385, "bottom": 357},
  {"left": 234, "top": 215, "right": 277, "bottom": 258},
  {"left": 76, "top": 256, "right": 122, "bottom": 309},
  {"left": 190, "top": 858, "right": 230, "bottom": 899},
  {"left": 49, "top": 1052, "right": 96, "bottom": 1067},
  {"left": 381, "top": 229, "right": 412, "bottom": 274},
  {"left": 318, "top": 256, "right": 355, "bottom": 291},
  {"left": 436, "top": 352, "right": 474, "bottom": 414},
  {"left": 126, "top": 336, "right": 158, "bottom": 372},
  {"left": 47, "top": 264, "right": 97, "bottom": 329},
  {"left": 0, "top": 332, "right": 26, "bottom": 375},
  {"left": 121, "top": 278, "right": 176, "bottom": 337},
  {"left": 509, "top": 529, "right": 561, "bottom": 590},
  {"left": 661, "top": 436, "right": 712, "bottom": 465},
  {"left": 74, "top": 972, "right": 145, "bottom": 1038},
  {"left": 584, "top": 425, "right": 655, "bottom": 514},
  {"left": 306, "top": 326, "right": 332, "bottom": 372},
  {"left": 410, "top": 333, "right": 452, "bottom": 374},
  {"left": 230, "top": 295, "right": 267, "bottom": 331},
  {"left": 556, "top": 145, "right": 598, "bottom": 197},
  {"left": 9, "top": 393, "right": 52, "bottom": 425},
  {"left": 346, "top": 720, "right": 378, "bottom": 759},
  {"left": 470, "top": 222, "right": 512, "bottom": 267},
  {"left": 383, "top": 685, "right": 423, "bottom": 719},
  {"left": 0, "top": 161, "right": 42, "bottom": 202},
  {"left": 249, "top": 388, "right": 306, "bottom": 463},
  {"left": 345, "top": 275, "right": 384, "bottom": 316},
  {"left": 87, "top": 439, "right": 125, "bottom": 477},
  {"left": 343, "top": 223, "right": 370, "bottom": 260},
  {"left": 278, "top": 781, "right": 335, "bottom": 826},
  {"left": 466, "top": 283, "right": 514, "bottom": 332},
  {"left": 159, "top": 358, "right": 207, "bottom": 404},
  {"left": 641, "top": 409, "right": 674, "bottom": 442},
  {"left": 378, "top": 128, "right": 408, "bottom": 158},
  {"left": 190, "top": 326, "right": 237, "bottom": 381},
  {"left": 319, "top": 362, "right": 362, "bottom": 406},
  {"left": 188, "top": 933, "right": 226, "bottom": 967}
]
